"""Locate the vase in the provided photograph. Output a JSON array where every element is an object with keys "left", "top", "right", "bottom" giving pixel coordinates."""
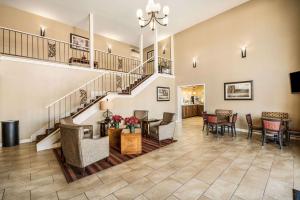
[{"left": 129, "top": 126, "right": 135, "bottom": 133}]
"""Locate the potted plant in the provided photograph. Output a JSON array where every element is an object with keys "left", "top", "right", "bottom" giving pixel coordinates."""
[
  {"left": 112, "top": 115, "right": 123, "bottom": 129},
  {"left": 124, "top": 116, "right": 140, "bottom": 133}
]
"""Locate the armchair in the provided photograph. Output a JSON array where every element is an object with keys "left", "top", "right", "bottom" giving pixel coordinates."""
[
  {"left": 60, "top": 124, "right": 109, "bottom": 174},
  {"left": 60, "top": 116, "right": 93, "bottom": 138},
  {"left": 149, "top": 112, "right": 176, "bottom": 144},
  {"left": 134, "top": 110, "right": 149, "bottom": 133}
]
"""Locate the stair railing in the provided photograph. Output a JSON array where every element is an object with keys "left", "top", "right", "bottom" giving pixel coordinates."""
[
  {"left": 127, "top": 57, "right": 154, "bottom": 93},
  {"left": 45, "top": 56, "right": 154, "bottom": 133},
  {"left": 0, "top": 26, "right": 140, "bottom": 72}
]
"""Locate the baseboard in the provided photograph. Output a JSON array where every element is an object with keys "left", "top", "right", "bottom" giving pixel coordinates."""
[{"left": 0, "top": 138, "right": 32, "bottom": 147}]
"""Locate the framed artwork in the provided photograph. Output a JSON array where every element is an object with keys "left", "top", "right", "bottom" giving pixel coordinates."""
[
  {"left": 224, "top": 81, "right": 253, "bottom": 100},
  {"left": 70, "top": 33, "right": 89, "bottom": 51},
  {"left": 157, "top": 87, "right": 170, "bottom": 101},
  {"left": 147, "top": 50, "right": 154, "bottom": 62}
]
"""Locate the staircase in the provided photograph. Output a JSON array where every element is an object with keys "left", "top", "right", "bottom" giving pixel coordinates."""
[{"left": 36, "top": 57, "right": 154, "bottom": 146}]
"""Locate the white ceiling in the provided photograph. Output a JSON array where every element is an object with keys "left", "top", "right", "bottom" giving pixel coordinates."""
[{"left": 1, "top": 0, "right": 249, "bottom": 47}]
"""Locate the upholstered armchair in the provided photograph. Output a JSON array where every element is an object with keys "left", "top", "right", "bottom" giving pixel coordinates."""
[
  {"left": 60, "top": 116, "right": 93, "bottom": 138},
  {"left": 134, "top": 110, "right": 149, "bottom": 133},
  {"left": 149, "top": 112, "right": 176, "bottom": 143},
  {"left": 60, "top": 124, "right": 109, "bottom": 172}
]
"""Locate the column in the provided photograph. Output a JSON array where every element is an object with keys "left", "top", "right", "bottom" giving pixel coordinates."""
[
  {"left": 89, "top": 12, "right": 94, "bottom": 69},
  {"left": 154, "top": 28, "right": 158, "bottom": 73},
  {"left": 171, "top": 35, "right": 175, "bottom": 75},
  {"left": 139, "top": 31, "right": 143, "bottom": 65}
]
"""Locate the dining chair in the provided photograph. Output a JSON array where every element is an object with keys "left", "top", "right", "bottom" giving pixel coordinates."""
[
  {"left": 262, "top": 112, "right": 289, "bottom": 119},
  {"left": 245, "top": 114, "right": 262, "bottom": 139},
  {"left": 206, "top": 114, "right": 222, "bottom": 137},
  {"left": 223, "top": 113, "right": 238, "bottom": 137},
  {"left": 262, "top": 118, "right": 284, "bottom": 149},
  {"left": 202, "top": 111, "right": 208, "bottom": 131}
]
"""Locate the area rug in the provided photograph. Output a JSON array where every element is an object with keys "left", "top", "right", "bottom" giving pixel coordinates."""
[{"left": 53, "top": 137, "right": 176, "bottom": 183}]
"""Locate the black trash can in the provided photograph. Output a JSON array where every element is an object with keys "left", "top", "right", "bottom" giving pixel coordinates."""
[{"left": 1, "top": 120, "right": 19, "bottom": 147}]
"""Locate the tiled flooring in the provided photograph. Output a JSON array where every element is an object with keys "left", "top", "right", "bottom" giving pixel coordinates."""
[{"left": 0, "top": 117, "right": 299, "bottom": 200}]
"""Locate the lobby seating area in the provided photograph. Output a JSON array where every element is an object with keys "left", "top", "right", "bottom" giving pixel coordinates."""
[{"left": 1, "top": 0, "right": 300, "bottom": 199}]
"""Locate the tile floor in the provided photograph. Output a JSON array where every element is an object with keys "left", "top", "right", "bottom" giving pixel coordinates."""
[{"left": 0, "top": 117, "right": 299, "bottom": 200}]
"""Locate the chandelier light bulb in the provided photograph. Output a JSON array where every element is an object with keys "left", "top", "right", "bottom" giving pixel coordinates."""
[
  {"left": 163, "top": 6, "right": 170, "bottom": 16},
  {"left": 136, "top": 9, "right": 143, "bottom": 18},
  {"left": 163, "top": 17, "right": 168, "bottom": 25},
  {"left": 156, "top": 3, "right": 161, "bottom": 12},
  {"left": 139, "top": 20, "right": 145, "bottom": 26}
]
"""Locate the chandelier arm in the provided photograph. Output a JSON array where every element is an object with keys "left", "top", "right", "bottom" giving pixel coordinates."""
[
  {"left": 156, "top": 15, "right": 167, "bottom": 20},
  {"left": 141, "top": 15, "right": 154, "bottom": 28},
  {"left": 154, "top": 17, "right": 167, "bottom": 26},
  {"left": 141, "top": 16, "right": 153, "bottom": 28}
]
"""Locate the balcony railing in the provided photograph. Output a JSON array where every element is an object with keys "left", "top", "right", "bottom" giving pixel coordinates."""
[{"left": 0, "top": 26, "right": 140, "bottom": 72}]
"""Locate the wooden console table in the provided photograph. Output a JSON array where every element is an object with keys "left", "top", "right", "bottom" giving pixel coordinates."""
[
  {"left": 108, "top": 128, "right": 142, "bottom": 155},
  {"left": 69, "top": 57, "right": 99, "bottom": 68}
]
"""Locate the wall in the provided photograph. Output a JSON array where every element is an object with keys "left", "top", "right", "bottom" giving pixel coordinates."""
[
  {"left": 143, "top": 37, "right": 171, "bottom": 61},
  {"left": 174, "top": 0, "right": 300, "bottom": 129},
  {"left": 0, "top": 59, "right": 101, "bottom": 142},
  {"left": 0, "top": 4, "right": 137, "bottom": 57}
]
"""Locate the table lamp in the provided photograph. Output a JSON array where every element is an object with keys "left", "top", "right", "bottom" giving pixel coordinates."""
[{"left": 100, "top": 99, "right": 113, "bottom": 123}]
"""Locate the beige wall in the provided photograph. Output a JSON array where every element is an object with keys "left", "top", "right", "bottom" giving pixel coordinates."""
[
  {"left": 0, "top": 4, "right": 137, "bottom": 57},
  {"left": 174, "top": 0, "right": 300, "bottom": 129},
  {"left": 143, "top": 37, "right": 171, "bottom": 61},
  {"left": 0, "top": 60, "right": 101, "bottom": 142}
]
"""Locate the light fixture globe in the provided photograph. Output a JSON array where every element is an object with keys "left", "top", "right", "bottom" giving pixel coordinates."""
[
  {"left": 136, "top": 9, "right": 143, "bottom": 18},
  {"left": 163, "top": 6, "right": 170, "bottom": 16}
]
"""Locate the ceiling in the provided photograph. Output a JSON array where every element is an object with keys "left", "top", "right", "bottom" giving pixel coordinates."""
[{"left": 1, "top": 0, "right": 249, "bottom": 47}]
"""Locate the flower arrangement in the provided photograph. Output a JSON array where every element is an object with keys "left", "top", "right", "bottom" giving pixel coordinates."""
[
  {"left": 124, "top": 116, "right": 140, "bottom": 133},
  {"left": 112, "top": 115, "right": 123, "bottom": 128}
]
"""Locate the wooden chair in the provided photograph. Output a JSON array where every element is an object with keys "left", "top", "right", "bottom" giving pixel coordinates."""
[
  {"left": 245, "top": 114, "right": 262, "bottom": 139},
  {"left": 262, "top": 119, "right": 284, "bottom": 149},
  {"left": 206, "top": 114, "right": 222, "bottom": 137},
  {"left": 215, "top": 109, "right": 232, "bottom": 123},
  {"left": 223, "top": 113, "right": 238, "bottom": 137},
  {"left": 262, "top": 112, "right": 288, "bottom": 119},
  {"left": 202, "top": 111, "right": 208, "bottom": 131}
]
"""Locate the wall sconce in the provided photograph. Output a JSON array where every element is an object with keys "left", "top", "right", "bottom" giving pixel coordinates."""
[
  {"left": 108, "top": 45, "right": 112, "bottom": 53},
  {"left": 241, "top": 46, "right": 247, "bottom": 58},
  {"left": 40, "top": 26, "right": 46, "bottom": 37},
  {"left": 162, "top": 47, "right": 166, "bottom": 54},
  {"left": 192, "top": 57, "right": 197, "bottom": 68}
]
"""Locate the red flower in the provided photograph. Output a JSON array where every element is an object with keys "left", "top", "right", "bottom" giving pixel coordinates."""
[
  {"left": 124, "top": 116, "right": 140, "bottom": 126},
  {"left": 112, "top": 115, "right": 123, "bottom": 123}
]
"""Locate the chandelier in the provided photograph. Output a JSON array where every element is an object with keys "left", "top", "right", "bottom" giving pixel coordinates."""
[{"left": 136, "top": 0, "right": 170, "bottom": 31}]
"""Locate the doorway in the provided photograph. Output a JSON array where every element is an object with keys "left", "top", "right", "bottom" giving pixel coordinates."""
[{"left": 177, "top": 84, "right": 206, "bottom": 122}]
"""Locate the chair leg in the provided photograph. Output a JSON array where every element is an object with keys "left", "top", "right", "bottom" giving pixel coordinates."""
[
  {"left": 262, "top": 132, "right": 265, "bottom": 146},
  {"left": 279, "top": 133, "right": 283, "bottom": 149},
  {"left": 234, "top": 126, "right": 237, "bottom": 136},
  {"left": 206, "top": 124, "right": 209, "bottom": 135},
  {"left": 250, "top": 129, "right": 253, "bottom": 139},
  {"left": 81, "top": 167, "right": 86, "bottom": 176},
  {"left": 247, "top": 128, "right": 250, "bottom": 139}
]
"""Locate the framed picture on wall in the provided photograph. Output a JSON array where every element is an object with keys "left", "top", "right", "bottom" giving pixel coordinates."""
[
  {"left": 147, "top": 50, "right": 154, "bottom": 62},
  {"left": 224, "top": 80, "right": 253, "bottom": 100},
  {"left": 157, "top": 87, "right": 170, "bottom": 101},
  {"left": 70, "top": 33, "right": 89, "bottom": 51}
]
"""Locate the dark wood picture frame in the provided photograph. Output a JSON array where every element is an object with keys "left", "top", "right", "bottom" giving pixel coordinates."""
[
  {"left": 70, "top": 33, "right": 89, "bottom": 52},
  {"left": 157, "top": 87, "right": 170, "bottom": 101},
  {"left": 147, "top": 50, "right": 154, "bottom": 62},
  {"left": 224, "top": 80, "right": 253, "bottom": 100}
]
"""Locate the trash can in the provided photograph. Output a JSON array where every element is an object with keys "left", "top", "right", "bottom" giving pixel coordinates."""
[{"left": 1, "top": 120, "right": 19, "bottom": 147}]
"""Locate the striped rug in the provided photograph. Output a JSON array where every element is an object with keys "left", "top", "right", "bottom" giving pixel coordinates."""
[{"left": 53, "top": 137, "right": 176, "bottom": 183}]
